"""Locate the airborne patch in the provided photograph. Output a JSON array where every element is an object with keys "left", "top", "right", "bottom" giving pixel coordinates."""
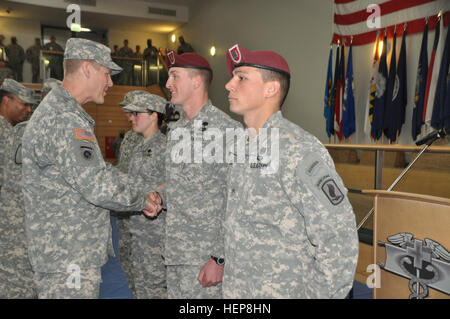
[
  {"left": 74, "top": 128, "right": 95, "bottom": 142},
  {"left": 321, "top": 178, "right": 344, "bottom": 206},
  {"left": 167, "top": 51, "right": 175, "bottom": 65},
  {"left": 229, "top": 44, "right": 242, "bottom": 64}
]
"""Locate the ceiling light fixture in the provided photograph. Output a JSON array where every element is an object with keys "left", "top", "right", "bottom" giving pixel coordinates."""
[{"left": 70, "top": 23, "right": 91, "bottom": 32}]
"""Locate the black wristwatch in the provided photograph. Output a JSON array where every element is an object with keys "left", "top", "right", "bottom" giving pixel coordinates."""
[{"left": 211, "top": 256, "right": 225, "bottom": 266}]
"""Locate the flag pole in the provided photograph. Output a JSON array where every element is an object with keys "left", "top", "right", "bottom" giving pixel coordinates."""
[{"left": 357, "top": 141, "right": 434, "bottom": 230}]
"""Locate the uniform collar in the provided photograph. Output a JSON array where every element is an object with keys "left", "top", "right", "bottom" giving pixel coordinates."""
[
  {"left": 261, "top": 110, "right": 283, "bottom": 129},
  {"left": 0, "top": 114, "right": 12, "bottom": 129},
  {"left": 137, "top": 130, "right": 163, "bottom": 151},
  {"left": 170, "top": 99, "right": 213, "bottom": 129},
  {"left": 52, "top": 85, "right": 95, "bottom": 126}
]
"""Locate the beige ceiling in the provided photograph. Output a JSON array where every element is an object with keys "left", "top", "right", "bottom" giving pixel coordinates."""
[{"left": 0, "top": 0, "right": 197, "bottom": 33}]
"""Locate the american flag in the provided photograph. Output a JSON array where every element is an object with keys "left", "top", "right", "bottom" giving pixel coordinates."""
[
  {"left": 74, "top": 128, "right": 95, "bottom": 142},
  {"left": 333, "top": 0, "right": 449, "bottom": 46}
]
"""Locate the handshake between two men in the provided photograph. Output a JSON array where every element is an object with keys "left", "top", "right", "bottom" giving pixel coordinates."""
[{"left": 143, "top": 191, "right": 164, "bottom": 217}]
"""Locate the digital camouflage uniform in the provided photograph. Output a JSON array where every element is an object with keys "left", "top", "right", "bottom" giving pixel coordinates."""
[
  {"left": 111, "top": 90, "right": 146, "bottom": 295},
  {"left": 0, "top": 115, "right": 11, "bottom": 192},
  {"left": 0, "top": 121, "right": 37, "bottom": 298},
  {"left": 118, "top": 46, "right": 134, "bottom": 86},
  {"left": 163, "top": 100, "right": 240, "bottom": 299},
  {"left": 123, "top": 91, "right": 168, "bottom": 299},
  {"left": 21, "top": 38, "right": 147, "bottom": 299},
  {"left": 26, "top": 44, "right": 43, "bottom": 83},
  {"left": 43, "top": 42, "right": 64, "bottom": 80},
  {"left": 114, "top": 128, "right": 144, "bottom": 296},
  {"left": 0, "top": 65, "right": 13, "bottom": 83},
  {"left": 128, "top": 131, "right": 167, "bottom": 298},
  {"left": 5, "top": 43, "right": 25, "bottom": 82},
  {"left": 0, "top": 80, "right": 37, "bottom": 298},
  {"left": 42, "top": 78, "right": 62, "bottom": 96},
  {"left": 223, "top": 111, "right": 359, "bottom": 298}
]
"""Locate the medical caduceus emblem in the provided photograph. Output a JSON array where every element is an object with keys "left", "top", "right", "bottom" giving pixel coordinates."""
[{"left": 378, "top": 233, "right": 450, "bottom": 299}]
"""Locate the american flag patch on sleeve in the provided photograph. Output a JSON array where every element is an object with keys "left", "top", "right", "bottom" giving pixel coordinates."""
[{"left": 74, "top": 128, "right": 95, "bottom": 142}]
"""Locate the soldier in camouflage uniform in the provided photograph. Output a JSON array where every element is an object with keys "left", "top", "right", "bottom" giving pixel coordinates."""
[
  {"left": 26, "top": 38, "right": 43, "bottom": 83},
  {"left": 21, "top": 38, "right": 162, "bottom": 299},
  {"left": 112, "top": 91, "right": 144, "bottom": 296},
  {"left": 162, "top": 51, "right": 240, "bottom": 299},
  {"left": 122, "top": 91, "right": 168, "bottom": 298},
  {"left": 0, "top": 60, "right": 13, "bottom": 83},
  {"left": 118, "top": 40, "right": 134, "bottom": 86},
  {"left": 143, "top": 39, "right": 158, "bottom": 85},
  {"left": 43, "top": 36, "right": 64, "bottom": 80},
  {"left": 0, "top": 79, "right": 36, "bottom": 298},
  {"left": 222, "top": 44, "right": 359, "bottom": 298},
  {"left": 41, "top": 78, "right": 62, "bottom": 99},
  {"left": 0, "top": 79, "right": 33, "bottom": 189},
  {"left": 5, "top": 37, "right": 25, "bottom": 82}
]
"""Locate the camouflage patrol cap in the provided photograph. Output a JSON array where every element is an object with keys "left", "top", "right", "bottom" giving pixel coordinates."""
[
  {"left": 118, "top": 90, "right": 148, "bottom": 107},
  {"left": 123, "top": 91, "right": 167, "bottom": 114},
  {"left": 64, "top": 38, "right": 123, "bottom": 75},
  {"left": 42, "top": 78, "right": 62, "bottom": 93},
  {"left": 1, "top": 78, "right": 36, "bottom": 104}
]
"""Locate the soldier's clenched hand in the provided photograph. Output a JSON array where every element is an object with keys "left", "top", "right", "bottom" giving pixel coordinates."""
[{"left": 143, "top": 192, "right": 163, "bottom": 217}]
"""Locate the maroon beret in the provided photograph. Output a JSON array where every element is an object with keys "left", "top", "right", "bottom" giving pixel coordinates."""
[
  {"left": 165, "top": 50, "right": 212, "bottom": 72},
  {"left": 226, "top": 44, "right": 290, "bottom": 78}
]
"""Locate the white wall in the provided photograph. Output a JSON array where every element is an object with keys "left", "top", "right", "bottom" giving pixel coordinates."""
[
  {"left": 0, "top": 16, "right": 41, "bottom": 83},
  {"left": 167, "top": 0, "right": 445, "bottom": 145}
]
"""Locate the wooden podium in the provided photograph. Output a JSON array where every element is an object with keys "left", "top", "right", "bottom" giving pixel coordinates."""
[{"left": 364, "top": 190, "right": 450, "bottom": 299}]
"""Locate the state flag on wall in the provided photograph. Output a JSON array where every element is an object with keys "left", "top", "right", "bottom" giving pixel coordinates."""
[
  {"left": 363, "top": 33, "right": 380, "bottom": 137},
  {"left": 394, "top": 28, "right": 408, "bottom": 138},
  {"left": 383, "top": 31, "right": 397, "bottom": 142},
  {"left": 371, "top": 32, "right": 388, "bottom": 141},
  {"left": 412, "top": 22, "right": 429, "bottom": 141},
  {"left": 342, "top": 42, "right": 355, "bottom": 139},
  {"left": 443, "top": 69, "right": 450, "bottom": 128},
  {"left": 329, "top": 45, "right": 340, "bottom": 137},
  {"left": 423, "top": 15, "right": 443, "bottom": 129},
  {"left": 431, "top": 20, "right": 450, "bottom": 130},
  {"left": 324, "top": 47, "right": 333, "bottom": 138},
  {"left": 334, "top": 43, "right": 345, "bottom": 140}
]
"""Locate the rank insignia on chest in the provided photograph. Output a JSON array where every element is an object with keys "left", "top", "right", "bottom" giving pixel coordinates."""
[
  {"left": 74, "top": 128, "right": 95, "bottom": 142},
  {"left": 146, "top": 149, "right": 152, "bottom": 157},
  {"left": 250, "top": 154, "right": 269, "bottom": 169}
]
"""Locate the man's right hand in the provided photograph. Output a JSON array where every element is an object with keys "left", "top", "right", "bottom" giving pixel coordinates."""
[{"left": 143, "top": 192, "right": 163, "bottom": 217}]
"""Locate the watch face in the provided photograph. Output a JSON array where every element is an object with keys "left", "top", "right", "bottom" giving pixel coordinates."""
[{"left": 217, "top": 258, "right": 225, "bottom": 265}]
